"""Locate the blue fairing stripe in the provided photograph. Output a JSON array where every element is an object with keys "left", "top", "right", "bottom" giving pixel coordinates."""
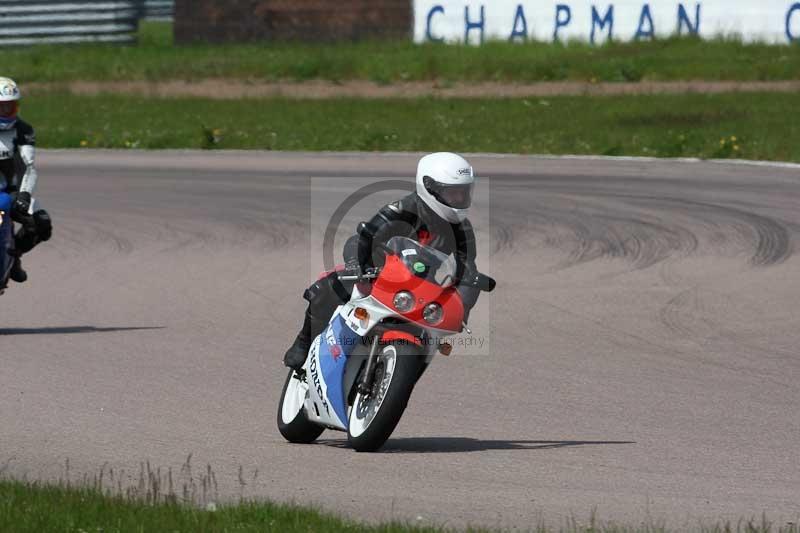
[
  {"left": 0, "top": 193, "right": 13, "bottom": 280},
  {"left": 318, "top": 314, "right": 362, "bottom": 425},
  {"left": 0, "top": 193, "right": 12, "bottom": 213}
]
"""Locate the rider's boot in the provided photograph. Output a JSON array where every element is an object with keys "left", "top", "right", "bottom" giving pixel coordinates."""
[
  {"left": 9, "top": 254, "right": 27, "bottom": 283},
  {"left": 283, "top": 308, "right": 331, "bottom": 371},
  {"left": 284, "top": 310, "right": 313, "bottom": 371}
]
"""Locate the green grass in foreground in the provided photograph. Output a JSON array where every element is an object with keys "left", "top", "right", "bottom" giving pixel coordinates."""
[
  {"left": 0, "top": 480, "right": 448, "bottom": 533},
  {"left": 21, "top": 92, "right": 800, "bottom": 162},
  {"left": 7, "top": 22, "right": 800, "bottom": 83},
  {"left": 1, "top": 480, "right": 798, "bottom": 533}
]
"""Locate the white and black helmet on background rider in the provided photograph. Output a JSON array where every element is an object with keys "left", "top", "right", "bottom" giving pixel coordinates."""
[
  {"left": 0, "top": 77, "right": 21, "bottom": 131},
  {"left": 416, "top": 152, "right": 476, "bottom": 224}
]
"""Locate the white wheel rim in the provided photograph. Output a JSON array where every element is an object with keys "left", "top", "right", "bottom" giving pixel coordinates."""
[
  {"left": 281, "top": 372, "right": 308, "bottom": 424},
  {"left": 349, "top": 345, "right": 398, "bottom": 438}
]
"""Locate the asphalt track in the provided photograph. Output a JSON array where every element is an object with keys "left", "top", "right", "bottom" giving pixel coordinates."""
[{"left": 1, "top": 151, "right": 799, "bottom": 530}]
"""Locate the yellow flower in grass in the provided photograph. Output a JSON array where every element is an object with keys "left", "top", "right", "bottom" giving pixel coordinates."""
[{"left": 80, "top": 140, "right": 88, "bottom": 147}]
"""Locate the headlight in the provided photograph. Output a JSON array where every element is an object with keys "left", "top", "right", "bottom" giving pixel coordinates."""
[
  {"left": 393, "top": 291, "right": 415, "bottom": 312},
  {"left": 423, "top": 303, "right": 443, "bottom": 325}
]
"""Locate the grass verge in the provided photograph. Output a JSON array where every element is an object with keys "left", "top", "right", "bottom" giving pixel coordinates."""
[
  {"left": 21, "top": 92, "right": 800, "bottom": 162},
  {"left": 6, "top": 22, "right": 800, "bottom": 84},
  {"left": 0, "top": 479, "right": 447, "bottom": 533},
  {"left": 2, "top": 479, "right": 799, "bottom": 533}
]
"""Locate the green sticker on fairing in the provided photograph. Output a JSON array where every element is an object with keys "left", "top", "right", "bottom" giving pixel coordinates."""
[{"left": 413, "top": 262, "right": 427, "bottom": 273}]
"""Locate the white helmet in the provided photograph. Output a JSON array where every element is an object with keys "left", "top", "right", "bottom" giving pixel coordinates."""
[
  {"left": 416, "top": 152, "right": 476, "bottom": 224},
  {"left": 0, "top": 77, "right": 21, "bottom": 131}
]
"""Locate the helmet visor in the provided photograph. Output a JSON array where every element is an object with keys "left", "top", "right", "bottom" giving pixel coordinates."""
[
  {"left": 424, "top": 177, "right": 474, "bottom": 209},
  {"left": 0, "top": 101, "right": 18, "bottom": 120}
]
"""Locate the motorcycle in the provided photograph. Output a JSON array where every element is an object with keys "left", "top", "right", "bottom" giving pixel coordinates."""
[
  {"left": 0, "top": 192, "right": 14, "bottom": 294},
  {"left": 278, "top": 236, "right": 495, "bottom": 452}
]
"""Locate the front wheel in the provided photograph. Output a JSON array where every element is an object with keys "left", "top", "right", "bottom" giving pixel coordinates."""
[
  {"left": 277, "top": 370, "right": 324, "bottom": 443},
  {"left": 347, "top": 342, "right": 423, "bottom": 452}
]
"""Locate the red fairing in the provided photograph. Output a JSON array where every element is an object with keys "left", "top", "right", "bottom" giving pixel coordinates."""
[
  {"left": 381, "top": 331, "right": 423, "bottom": 346},
  {"left": 371, "top": 254, "right": 464, "bottom": 332}
]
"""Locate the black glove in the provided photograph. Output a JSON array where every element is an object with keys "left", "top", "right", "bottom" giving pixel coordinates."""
[
  {"left": 12, "top": 192, "right": 31, "bottom": 219},
  {"left": 461, "top": 269, "right": 496, "bottom": 292}
]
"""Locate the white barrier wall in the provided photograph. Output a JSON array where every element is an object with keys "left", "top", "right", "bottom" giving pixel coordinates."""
[
  {"left": 0, "top": 1, "right": 141, "bottom": 47},
  {"left": 414, "top": 1, "right": 800, "bottom": 44}
]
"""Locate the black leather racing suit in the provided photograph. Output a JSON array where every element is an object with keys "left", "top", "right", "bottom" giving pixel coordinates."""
[{"left": 297, "top": 192, "right": 481, "bottom": 349}]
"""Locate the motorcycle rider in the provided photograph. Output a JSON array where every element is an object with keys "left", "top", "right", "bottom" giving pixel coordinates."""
[
  {"left": 0, "top": 77, "right": 52, "bottom": 283},
  {"left": 284, "top": 152, "right": 482, "bottom": 370}
]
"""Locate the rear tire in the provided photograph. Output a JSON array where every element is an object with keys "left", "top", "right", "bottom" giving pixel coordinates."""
[
  {"left": 347, "top": 342, "right": 423, "bottom": 452},
  {"left": 277, "top": 370, "right": 325, "bottom": 444}
]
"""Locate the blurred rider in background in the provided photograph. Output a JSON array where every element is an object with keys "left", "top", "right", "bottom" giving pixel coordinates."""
[
  {"left": 283, "top": 152, "right": 483, "bottom": 370},
  {"left": 0, "top": 77, "right": 52, "bottom": 283}
]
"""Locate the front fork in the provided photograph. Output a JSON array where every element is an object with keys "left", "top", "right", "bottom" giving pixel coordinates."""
[{"left": 357, "top": 335, "right": 382, "bottom": 395}]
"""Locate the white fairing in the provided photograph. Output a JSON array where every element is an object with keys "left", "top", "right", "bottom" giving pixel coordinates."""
[
  {"left": 298, "top": 271, "right": 460, "bottom": 432},
  {"left": 300, "top": 295, "right": 397, "bottom": 430},
  {"left": 281, "top": 374, "right": 308, "bottom": 424},
  {"left": 416, "top": 152, "right": 475, "bottom": 223},
  {"left": 339, "top": 292, "right": 395, "bottom": 337},
  {"left": 300, "top": 290, "right": 441, "bottom": 432},
  {"left": 303, "top": 333, "right": 347, "bottom": 430}
]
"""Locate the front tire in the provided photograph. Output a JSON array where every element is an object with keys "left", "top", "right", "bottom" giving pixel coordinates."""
[
  {"left": 277, "top": 370, "right": 324, "bottom": 444},
  {"left": 347, "top": 342, "right": 423, "bottom": 452}
]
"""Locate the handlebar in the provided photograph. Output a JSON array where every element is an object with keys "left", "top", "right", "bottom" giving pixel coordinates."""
[
  {"left": 340, "top": 267, "right": 495, "bottom": 292},
  {"left": 338, "top": 269, "right": 380, "bottom": 282}
]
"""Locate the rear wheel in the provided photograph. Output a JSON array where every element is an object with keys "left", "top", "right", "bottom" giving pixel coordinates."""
[
  {"left": 277, "top": 370, "right": 324, "bottom": 443},
  {"left": 347, "top": 342, "right": 423, "bottom": 452}
]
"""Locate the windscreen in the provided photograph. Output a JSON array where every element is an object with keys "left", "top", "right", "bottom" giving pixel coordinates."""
[{"left": 385, "top": 236, "right": 457, "bottom": 288}]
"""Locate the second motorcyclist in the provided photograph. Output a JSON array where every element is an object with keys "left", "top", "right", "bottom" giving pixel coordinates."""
[{"left": 0, "top": 77, "right": 53, "bottom": 283}]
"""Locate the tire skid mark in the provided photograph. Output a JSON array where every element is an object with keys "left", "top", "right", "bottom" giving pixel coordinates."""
[
  {"left": 494, "top": 194, "right": 699, "bottom": 271},
  {"left": 659, "top": 286, "right": 800, "bottom": 362},
  {"left": 490, "top": 222, "right": 514, "bottom": 255},
  {"left": 150, "top": 220, "right": 216, "bottom": 255},
  {"left": 530, "top": 292, "right": 798, "bottom": 390},
  {"left": 79, "top": 218, "right": 135, "bottom": 256},
  {"left": 492, "top": 187, "right": 794, "bottom": 271},
  {"left": 651, "top": 197, "right": 793, "bottom": 267},
  {"left": 660, "top": 287, "right": 715, "bottom": 339},
  {"left": 554, "top": 213, "right": 699, "bottom": 270}
]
